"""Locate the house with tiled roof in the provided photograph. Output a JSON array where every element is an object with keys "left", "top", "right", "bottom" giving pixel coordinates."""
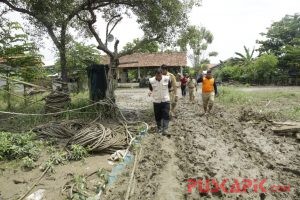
[{"left": 102, "top": 52, "right": 187, "bottom": 82}]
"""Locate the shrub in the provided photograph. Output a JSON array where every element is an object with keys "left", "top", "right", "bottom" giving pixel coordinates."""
[
  {"left": 21, "top": 156, "right": 36, "bottom": 170},
  {"left": 68, "top": 145, "right": 88, "bottom": 161},
  {"left": 0, "top": 132, "right": 42, "bottom": 161}
]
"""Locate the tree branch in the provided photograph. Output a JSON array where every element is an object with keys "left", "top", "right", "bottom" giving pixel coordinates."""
[
  {"left": 77, "top": 8, "right": 113, "bottom": 57},
  {"left": 67, "top": 0, "right": 111, "bottom": 22},
  {"left": 119, "top": 35, "right": 162, "bottom": 57},
  {"left": 0, "top": 0, "right": 61, "bottom": 50},
  {"left": 0, "top": 0, "right": 35, "bottom": 16},
  {"left": 105, "top": 15, "right": 122, "bottom": 46}
]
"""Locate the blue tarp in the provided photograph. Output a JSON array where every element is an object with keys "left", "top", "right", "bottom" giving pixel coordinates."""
[{"left": 107, "top": 128, "right": 147, "bottom": 186}]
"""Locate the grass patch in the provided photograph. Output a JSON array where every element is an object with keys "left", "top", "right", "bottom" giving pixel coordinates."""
[
  {"left": 0, "top": 91, "right": 102, "bottom": 132},
  {"left": 217, "top": 86, "right": 252, "bottom": 105},
  {"left": 217, "top": 86, "right": 300, "bottom": 121}
]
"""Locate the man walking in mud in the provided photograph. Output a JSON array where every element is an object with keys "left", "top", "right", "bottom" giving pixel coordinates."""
[
  {"left": 148, "top": 68, "right": 171, "bottom": 135},
  {"left": 197, "top": 69, "right": 218, "bottom": 114},
  {"left": 187, "top": 74, "right": 197, "bottom": 103},
  {"left": 180, "top": 73, "right": 188, "bottom": 98},
  {"left": 161, "top": 64, "right": 178, "bottom": 117}
]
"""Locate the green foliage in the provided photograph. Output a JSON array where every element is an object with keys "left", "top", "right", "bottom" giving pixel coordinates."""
[
  {"left": 208, "top": 51, "right": 218, "bottom": 57},
  {"left": 55, "top": 40, "right": 100, "bottom": 74},
  {"left": 258, "top": 13, "right": 300, "bottom": 71},
  {"left": 252, "top": 54, "right": 278, "bottom": 84},
  {"left": 0, "top": 132, "right": 41, "bottom": 161},
  {"left": 50, "top": 151, "right": 68, "bottom": 165},
  {"left": 283, "top": 38, "right": 300, "bottom": 69},
  {"left": 122, "top": 38, "right": 159, "bottom": 54},
  {"left": 133, "top": 0, "right": 201, "bottom": 44},
  {"left": 184, "top": 67, "right": 196, "bottom": 76},
  {"left": 65, "top": 168, "right": 109, "bottom": 199},
  {"left": 177, "top": 25, "right": 214, "bottom": 67},
  {"left": 0, "top": 20, "right": 45, "bottom": 108},
  {"left": 0, "top": 91, "right": 99, "bottom": 132},
  {"left": 54, "top": 40, "right": 100, "bottom": 92},
  {"left": 40, "top": 159, "right": 55, "bottom": 173},
  {"left": 258, "top": 13, "right": 300, "bottom": 56},
  {"left": 40, "top": 151, "right": 67, "bottom": 173},
  {"left": 215, "top": 65, "right": 242, "bottom": 82},
  {"left": 216, "top": 53, "right": 278, "bottom": 85},
  {"left": 70, "top": 175, "right": 88, "bottom": 199},
  {"left": 127, "top": 69, "right": 138, "bottom": 82},
  {"left": 0, "top": 21, "right": 43, "bottom": 75},
  {"left": 233, "top": 46, "right": 255, "bottom": 67},
  {"left": 1, "top": 0, "right": 200, "bottom": 85},
  {"left": 68, "top": 145, "right": 88, "bottom": 161},
  {"left": 21, "top": 156, "right": 36, "bottom": 170}
]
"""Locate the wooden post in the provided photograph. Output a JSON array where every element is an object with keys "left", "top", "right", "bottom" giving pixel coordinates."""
[{"left": 138, "top": 67, "right": 141, "bottom": 80}]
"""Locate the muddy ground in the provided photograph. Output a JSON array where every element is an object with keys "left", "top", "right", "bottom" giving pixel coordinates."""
[
  {"left": 0, "top": 87, "right": 299, "bottom": 200},
  {"left": 104, "top": 87, "right": 300, "bottom": 200}
]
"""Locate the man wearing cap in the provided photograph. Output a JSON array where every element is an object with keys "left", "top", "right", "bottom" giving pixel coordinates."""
[
  {"left": 161, "top": 64, "right": 178, "bottom": 116},
  {"left": 197, "top": 69, "right": 218, "bottom": 114},
  {"left": 148, "top": 68, "right": 172, "bottom": 135}
]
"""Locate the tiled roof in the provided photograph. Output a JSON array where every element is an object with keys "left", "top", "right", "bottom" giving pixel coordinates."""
[
  {"left": 0, "top": 57, "right": 5, "bottom": 64},
  {"left": 101, "top": 52, "right": 187, "bottom": 68}
]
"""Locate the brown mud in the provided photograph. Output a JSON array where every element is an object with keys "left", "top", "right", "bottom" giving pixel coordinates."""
[
  {"left": 104, "top": 95, "right": 299, "bottom": 200},
  {"left": 0, "top": 88, "right": 299, "bottom": 199},
  {"left": 0, "top": 153, "right": 112, "bottom": 200}
]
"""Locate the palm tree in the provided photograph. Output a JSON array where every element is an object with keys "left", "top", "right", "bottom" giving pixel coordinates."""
[{"left": 234, "top": 46, "right": 255, "bottom": 67}]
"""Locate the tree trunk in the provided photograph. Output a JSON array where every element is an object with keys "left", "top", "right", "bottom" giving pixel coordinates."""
[
  {"left": 106, "top": 57, "right": 118, "bottom": 101},
  {"left": 59, "top": 26, "right": 68, "bottom": 91},
  {"left": 6, "top": 72, "right": 11, "bottom": 110},
  {"left": 59, "top": 48, "right": 68, "bottom": 91}
]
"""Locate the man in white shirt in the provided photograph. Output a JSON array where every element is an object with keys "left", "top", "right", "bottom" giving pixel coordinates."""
[{"left": 148, "top": 68, "right": 172, "bottom": 135}]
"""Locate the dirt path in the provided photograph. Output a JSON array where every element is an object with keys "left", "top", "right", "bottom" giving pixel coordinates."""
[
  {"left": 173, "top": 100, "right": 299, "bottom": 199},
  {"left": 156, "top": 137, "right": 182, "bottom": 200},
  {"left": 104, "top": 97, "right": 299, "bottom": 200}
]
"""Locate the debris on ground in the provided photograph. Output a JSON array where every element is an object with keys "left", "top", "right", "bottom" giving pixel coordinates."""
[
  {"left": 271, "top": 121, "right": 300, "bottom": 139},
  {"left": 25, "top": 189, "right": 45, "bottom": 200},
  {"left": 238, "top": 107, "right": 271, "bottom": 122}
]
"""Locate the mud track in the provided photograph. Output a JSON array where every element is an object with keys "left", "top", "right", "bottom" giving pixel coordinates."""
[{"left": 104, "top": 98, "right": 299, "bottom": 200}]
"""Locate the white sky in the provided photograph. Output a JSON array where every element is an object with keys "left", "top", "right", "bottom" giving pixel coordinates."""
[
  {"left": 14, "top": 0, "right": 299, "bottom": 65},
  {"left": 191, "top": 0, "right": 300, "bottom": 63}
]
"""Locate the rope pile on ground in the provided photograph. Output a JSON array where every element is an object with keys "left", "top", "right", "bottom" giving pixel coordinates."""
[
  {"left": 44, "top": 90, "right": 71, "bottom": 113},
  {"left": 33, "top": 120, "right": 85, "bottom": 139},
  {"left": 33, "top": 120, "right": 143, "bottom": 153},
  {"left": 69, "top": 123, "right": 130, "bottom": 153}
]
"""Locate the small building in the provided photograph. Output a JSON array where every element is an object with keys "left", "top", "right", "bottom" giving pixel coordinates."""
[{"left": 102, "top": 52, "right": 187, "bottom": 83}]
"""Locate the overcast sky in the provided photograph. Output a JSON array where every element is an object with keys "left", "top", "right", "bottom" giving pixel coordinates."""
[
  {"left": 191, "top": 0, "right": 300, "bottom": 63},
  {"left": 36, "top": 0, "right": 300, "bottom": 65}
]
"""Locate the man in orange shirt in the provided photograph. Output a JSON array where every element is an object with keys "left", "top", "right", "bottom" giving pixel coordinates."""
[{"left": 197, "top": 70, "right": 218, "bottom": 114}]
